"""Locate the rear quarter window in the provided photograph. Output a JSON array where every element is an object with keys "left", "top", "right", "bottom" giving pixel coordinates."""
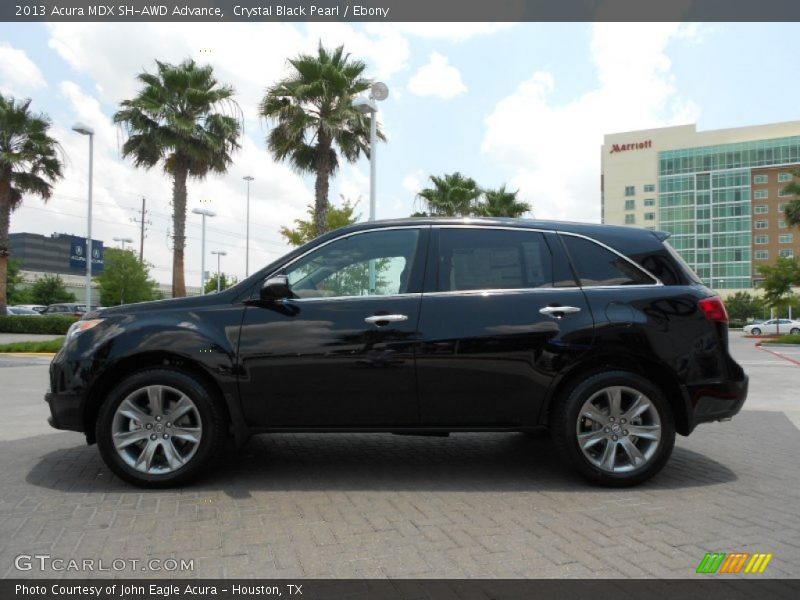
[{"left": 561, "top": 234, "right": 657, "bottom": 287}]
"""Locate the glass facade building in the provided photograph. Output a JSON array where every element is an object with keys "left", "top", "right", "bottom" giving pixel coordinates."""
[{"left": 658, "top": 136, "right": 800, "bottom": 289}]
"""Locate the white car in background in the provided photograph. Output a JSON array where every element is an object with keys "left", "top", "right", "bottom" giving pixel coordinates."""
[{"left": 743, "top": 319, "right": 800, "bottom": 336}]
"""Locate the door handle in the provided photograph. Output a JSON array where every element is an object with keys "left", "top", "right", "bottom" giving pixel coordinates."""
[
  {"left": 365, "top": 314, "right": 408, "bottom": 326},
  {"left": 539, "top": 306, "right": 581, "bottom": 319}
]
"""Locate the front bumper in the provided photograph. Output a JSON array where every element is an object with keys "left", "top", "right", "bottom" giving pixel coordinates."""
[
  {"left": 685, "top": 374, "right": 749, "bottom": 431},
  {"left": 45, "top": 390, "right": 85, "bottom": 432}
]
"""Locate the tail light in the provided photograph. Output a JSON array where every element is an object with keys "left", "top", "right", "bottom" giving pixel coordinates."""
[{"left": 698, "top": 296, "right": 729, "bottom": 323}]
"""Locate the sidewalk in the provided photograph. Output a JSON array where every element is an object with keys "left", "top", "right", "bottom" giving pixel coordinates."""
[{"left": 0, "top": 333, "right": 62, "bottom": 344}]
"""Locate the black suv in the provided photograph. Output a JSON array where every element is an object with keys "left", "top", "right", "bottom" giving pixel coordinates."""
[{"left": 46, "top": 218, "right": 747, "bottom": 487}]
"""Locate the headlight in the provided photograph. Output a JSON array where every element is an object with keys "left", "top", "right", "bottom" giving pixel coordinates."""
[{"left": 65, "top": 319, "right": 104, "bottom": 342}]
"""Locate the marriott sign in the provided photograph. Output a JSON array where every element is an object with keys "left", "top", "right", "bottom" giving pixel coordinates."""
[{"left": 610, "top": 140, "right": 652, "bottom": 154}]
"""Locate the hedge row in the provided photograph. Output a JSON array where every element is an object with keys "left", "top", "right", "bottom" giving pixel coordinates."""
[{"left": 0, "top": 315, "right": 79, "bottom": 334}]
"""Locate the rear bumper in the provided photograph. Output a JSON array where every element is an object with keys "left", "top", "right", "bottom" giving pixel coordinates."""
[
  {"left": 684, "top": 374, "right": 748, "bottom": 432},
  {"left": 45, "top": 391, "right": 85, "bottom": 432}
]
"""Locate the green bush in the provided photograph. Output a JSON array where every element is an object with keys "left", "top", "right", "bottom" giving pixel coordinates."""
[
  {"left": 0, "top": 337, "right": 65, "bottom": 353},
  {"left": 762, "top": 335, "right": 800, "bottom": 345},
  {"left": 728, "top": 319, "right": 745, "bottom": 329},
  {"left": 0, "top": 315, "right": 78, "bottom": 334}
]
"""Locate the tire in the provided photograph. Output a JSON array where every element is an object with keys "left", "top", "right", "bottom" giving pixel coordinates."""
[
  {"left": 96, "top": 369, "right": 226, "bottom": 488},
  {"left": 551, "top": 371, "right": 675, "bottom": 487},
  {"left": 751, "top": 328, "right": 761, "bottom": 336},
  {"left": 790, "top": 328, "right": 800, "bottom": 335}
]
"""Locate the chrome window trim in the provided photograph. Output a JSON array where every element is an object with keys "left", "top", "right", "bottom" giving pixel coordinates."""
[
  {"left": 260, "top": 223, "right": 663, "bottom": 301},
  {"left": 287, "top": 292, "right": 421, "bottom": 303},
  {"left": 422, "top": 287, "right": 582, "bottom": 298}
]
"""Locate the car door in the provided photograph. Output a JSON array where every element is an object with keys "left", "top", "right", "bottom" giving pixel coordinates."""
[
  {"left": 415, "top": 226, "right": 594, "bottom": 426},
  {"left": 238, "top": 226, "right": 428, "bottom": 428}
]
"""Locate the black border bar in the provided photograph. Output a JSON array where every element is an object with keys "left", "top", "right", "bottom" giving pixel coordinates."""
[
  {"left": 5, "top": 0, "right": 800, "bottom": 22},
  {"left": 4, "top": 579, "right": 800, "bottom": 600}
]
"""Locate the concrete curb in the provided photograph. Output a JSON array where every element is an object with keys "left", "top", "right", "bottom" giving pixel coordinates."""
[{"left": 0, "top": 353, "right": 56, "bottom": 358}]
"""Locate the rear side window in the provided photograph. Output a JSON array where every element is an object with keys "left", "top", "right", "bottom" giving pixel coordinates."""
[
  {"left": 438, "top": 228, "right": 553, "bottom": 291},
  {"left": 561, "top": 235, "right": 656, "bottom": 287}
]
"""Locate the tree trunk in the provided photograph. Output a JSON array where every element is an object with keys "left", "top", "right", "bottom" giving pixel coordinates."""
[
  {"left": 313, "top": 136, "right": 331, "bottom": 238},
  {"left": 0, "top": 179, "right": 10, "bottom": 314},
  {"left": 171, "top": 160, "right": 188, "bottom": 298}
]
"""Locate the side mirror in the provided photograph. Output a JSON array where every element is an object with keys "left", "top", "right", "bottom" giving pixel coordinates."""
[{"left": 260, "top": 275, "right": 292, "bottom": 301}]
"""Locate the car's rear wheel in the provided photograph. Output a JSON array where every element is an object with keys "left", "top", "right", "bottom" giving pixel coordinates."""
[
  {"left": 96, "top": 369, "right": 225, "bottom": 488},
  {"left": 751, "top": 327, "right": 762, "bottom": 336},
  {"left": 790, "top": 328, "right": 800, "bottom": 335},
  {"left": 552, "top": 371, "right": 675, "bottom": 487}
]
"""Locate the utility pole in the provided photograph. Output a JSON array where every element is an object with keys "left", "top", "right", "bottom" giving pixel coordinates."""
[{"left": 130, "top": 198, "right": 151, "bottom": 262}]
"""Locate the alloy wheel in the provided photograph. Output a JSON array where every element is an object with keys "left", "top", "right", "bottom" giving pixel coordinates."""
[
  {"left": 111, "top": 385, "right": 202, "bottom": 474},
  {"left": 576, "top": 386, "right": 662, "bottom": 474}
]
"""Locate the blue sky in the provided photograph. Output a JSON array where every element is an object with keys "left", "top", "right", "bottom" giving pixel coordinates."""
[{"left": 1, "top": 22, "right": 799, "bottom": 284}]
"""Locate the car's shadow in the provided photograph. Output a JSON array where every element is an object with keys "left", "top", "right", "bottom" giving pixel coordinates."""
[{"left": 22, "top": 431, "right": 737, "bottom": 495}]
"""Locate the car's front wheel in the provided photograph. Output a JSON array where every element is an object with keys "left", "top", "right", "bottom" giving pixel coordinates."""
[
  {"left": 96, "top": 369, "right": 225, "bottom": 488},
  {"left": 750, "top": 327, "right": 762, "bottom": 336},
  {"left": 552, "top": 371, "right": 675, "bottom": 487}
]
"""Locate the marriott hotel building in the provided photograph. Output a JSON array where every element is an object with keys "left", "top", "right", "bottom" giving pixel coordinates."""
[{"left": 602, "top": 121, "right": 800, "bottom": 290}]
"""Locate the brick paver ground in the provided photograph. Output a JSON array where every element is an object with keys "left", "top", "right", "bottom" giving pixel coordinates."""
[{"left": 0, "top": 410, "right": 798, "bottom": 579}]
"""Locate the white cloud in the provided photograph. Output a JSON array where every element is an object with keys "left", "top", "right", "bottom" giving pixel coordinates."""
[
  {"left": 407, "top": 52, "right": 467, "bottom": 99},
  {"left": 401, "top": 170, "right": 425, "bottom": 194},
  {"left": 0, "top": 43, "right": 47, "bottom": 96},
  {"left": 481, "top": 23, "right": 701, "bottom": 223}
]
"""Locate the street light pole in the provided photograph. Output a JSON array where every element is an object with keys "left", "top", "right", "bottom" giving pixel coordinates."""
[
  {"left": 72, "top": 123, "right": 95, "bottom": 309},
  {"left": 192, "top": 207, "right": 216, "bottom": 295},
  {"left": 353, "top": 82, "right": 388, "bottom": 293},
  {"left": 243, "top": 176, "right": 254, "bottom": 277},
  {"left": 211, "top": 250, "right": 227, "bottom": 293}
]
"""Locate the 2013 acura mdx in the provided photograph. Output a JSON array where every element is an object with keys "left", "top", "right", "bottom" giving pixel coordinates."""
[{"left": 45, "top": 218, "right": 748, "bottom": 487}]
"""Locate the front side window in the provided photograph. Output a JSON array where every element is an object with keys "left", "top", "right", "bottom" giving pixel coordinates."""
[
  {"left": 437, "top": 228, "right": 553, "bottom": 292},
  {"left": 561, "top": 235, "right": 656, "bottom": 287},
  {"left": 285, "top": 229, "right": 420, "bottom": 299}
]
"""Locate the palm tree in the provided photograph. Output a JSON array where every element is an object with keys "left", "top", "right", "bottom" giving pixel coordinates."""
[
  {"left": 261, "top": 43, "right": 381, "bottom": 238},
  {"left": 781, "top": 168, "right": 800, "bottom": 227},
  {"left": 416, "top": 172, "right": 482, "bottom": 217},
  {"left": 480, "top": 185, "right": 531, "bottom": 217},
  {"left": 114, "top": 59, "right": 241, "bottom": 298},
  {"left": 0, "top": 94, "right": 64, "bottom": 313}
]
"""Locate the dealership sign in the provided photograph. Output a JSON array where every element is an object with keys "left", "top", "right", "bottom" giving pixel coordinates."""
[
  {"left": 69, "top": 236, "right": 104, "bottom": 272},
  {"left": 610, "top": 140, "right": 652, "bottom": 153}
]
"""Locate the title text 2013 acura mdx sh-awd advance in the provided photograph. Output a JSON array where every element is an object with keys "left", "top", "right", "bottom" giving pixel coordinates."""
[{"left": 46, "top": 218, "right": 748, "bottom": 487}]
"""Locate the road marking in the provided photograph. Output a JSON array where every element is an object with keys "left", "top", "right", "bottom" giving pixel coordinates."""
[{"left": 757, "top": 345, "right": 800, "bottom": 367}]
